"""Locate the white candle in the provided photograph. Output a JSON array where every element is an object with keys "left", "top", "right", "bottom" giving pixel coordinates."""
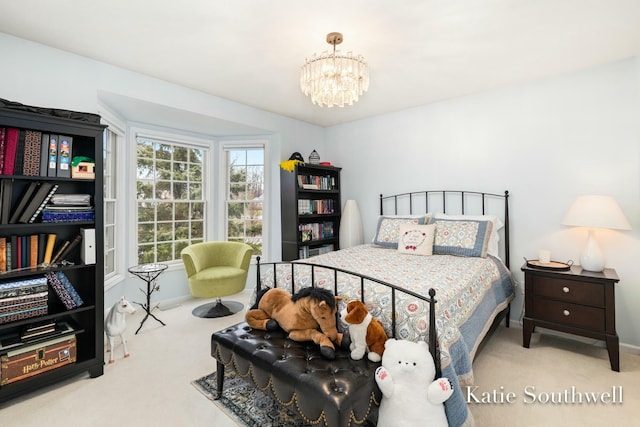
[{"left": 539, "top": 249, "right": 551, "bottom": 264}]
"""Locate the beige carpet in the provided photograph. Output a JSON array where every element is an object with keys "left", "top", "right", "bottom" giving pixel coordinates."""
[
  {"left": 469, "top": 325, "right": 640, "bottom": 426},
  {"left": 0, "top": 288, "right": 638, "bottom": 426}
]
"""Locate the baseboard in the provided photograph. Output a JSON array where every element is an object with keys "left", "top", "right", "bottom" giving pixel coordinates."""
[
  {"left": 507, "top": 318, "right": 640, "bottom": 355},
  {"left": 157, "top": 295, "right": 192, "bottom": 311}
]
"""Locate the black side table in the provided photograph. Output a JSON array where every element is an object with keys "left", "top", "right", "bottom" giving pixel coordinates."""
[{"left": 128, "top": 263, "right": 168, "bottom": 334}]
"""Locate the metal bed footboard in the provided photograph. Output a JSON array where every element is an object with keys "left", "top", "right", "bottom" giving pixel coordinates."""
[{"left": 255, "top": 257, "right": 441, "bottom": 377}]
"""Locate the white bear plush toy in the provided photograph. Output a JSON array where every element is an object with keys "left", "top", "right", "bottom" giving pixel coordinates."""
[{"left": 375, "top": 339, "right": 453, "bottom": 427}]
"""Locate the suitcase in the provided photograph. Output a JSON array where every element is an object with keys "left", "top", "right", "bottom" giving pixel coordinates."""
[{"left": 1, "top": 334, "right": 76, "bottom": 385}]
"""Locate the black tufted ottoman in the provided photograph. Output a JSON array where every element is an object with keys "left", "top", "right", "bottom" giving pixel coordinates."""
[{"left": 211, "top": 322, "right": 381, "bottom": 426}]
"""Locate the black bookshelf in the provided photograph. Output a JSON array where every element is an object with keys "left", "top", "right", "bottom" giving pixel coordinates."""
[
  {"left": 280, "top": 163, "right": 341, "bottom": 261},
  {"left": 0, "top": 103, "right": 105, "bottom": 402}
]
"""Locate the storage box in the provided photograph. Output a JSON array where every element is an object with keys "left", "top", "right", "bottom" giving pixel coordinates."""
[{"left": 1, "top": 335, "right": 76, "bottom": 385}]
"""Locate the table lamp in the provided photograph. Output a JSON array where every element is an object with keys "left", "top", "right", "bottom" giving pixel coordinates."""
[
  {"left": 561, "top": 195, "right": 631, "bottom": 272},
  {"left": 339, "top": 199, "right": 363, "bottom": 249}
]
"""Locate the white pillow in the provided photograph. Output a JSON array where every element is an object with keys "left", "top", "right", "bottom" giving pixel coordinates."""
[
  {"left": 432, "top": 213, "right": 503, "bottom": 258},
  {"left": 397, "top": 223, "right": 436, "bottom": 256}
]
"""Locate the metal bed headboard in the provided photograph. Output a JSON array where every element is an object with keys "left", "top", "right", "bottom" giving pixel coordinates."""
[{"left": 379, "top": 190, "right": 510, "bottom": 268}]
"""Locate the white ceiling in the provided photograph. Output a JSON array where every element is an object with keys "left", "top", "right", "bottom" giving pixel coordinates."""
[{"left": 2, "top": 0, "right": 640, "bottom": 127}]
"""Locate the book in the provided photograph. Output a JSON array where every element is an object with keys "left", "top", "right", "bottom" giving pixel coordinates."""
[
  {"left": 17, "top": 181, "right": 54, "bottom": 223},
  {"left": 2, "top": 127, "right": 19, "bottom": 175},
  {"left": 5, "top": 241, "right": 12, "bottom": 273},
  {"left": 13, "top": 129, "right": 25, "bottom": 175},
  {"left": 45, "top": 271, "right": 76, "bottom": 310},
  {"left": 16, "top": 236, "right": 21, "bottom": 269},
  {"left": 22, "top": 130, "right": 42, "bottom": 176},
  {"left": 39, "top": 133, "right": 49, "bottom": 176},
  {"left": 29, "top": 235, "right": 38, "bottom": 268},
  {"left": 37, "top": 233, "right": 46, "bottom": 265},
  {"left": 56, "top": 135, "right": 72, "bottom": 178},
  {"left": 50, "top": 240, "right": 70, "bottom": 264},
  {"left": 27, "top": 183, "right": 58, "bottom": 223},
  {"left": 52, "top": 234, "right": 82, "bottom": 263},
  {"left": 21, "top": 236, "right": 27, "bottom": 269},
  {"left": 10, "top": 235, "right": 18, "bottom": 270},
  {"left": 9, "top": 181, "right": 39, "bottom": 224},
  {"left": 47, "top": 134, "right": 58, "bottom": 177},
  {"left": 55, "top": 271, "right": 83, "bottom": 307},
  {"left": 0, "top": 237, "right": 6, "bottom": 273},
  {"left": 0, "top": 180, "right": 13, "bottom": 224},
  {"left": 43, "top": 234, "right": 57, "bottom": 264},
  {"left": 0, "top": 127, "right": 5, "bottom": 173}
]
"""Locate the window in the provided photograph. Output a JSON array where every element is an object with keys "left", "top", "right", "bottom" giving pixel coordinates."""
[
  {"left": 224, "top": 144, "right": 264, "bottom": 256},
  {"left": 103, "top": 127, "right": 120, "bottom": 280},
  {"left": 135, "top": 134, "right": 207, "bottom": 264},
  {"left": 99, "top": 106, "right": 126, "bottom": 289}
]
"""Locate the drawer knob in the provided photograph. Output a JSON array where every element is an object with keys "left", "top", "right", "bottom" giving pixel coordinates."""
[
  {"left": 563, "top": 309, "right": 570, "bottom": 316},
  {"left": 562, "top": 286, "right": 570, "bottom": 293}
]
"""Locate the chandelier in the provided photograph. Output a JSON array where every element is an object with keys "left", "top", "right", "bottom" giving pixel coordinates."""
[{"left": 300, "top": 32, "right": 369, "bottom": 108}]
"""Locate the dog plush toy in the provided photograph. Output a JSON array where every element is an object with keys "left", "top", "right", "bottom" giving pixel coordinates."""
[
  {"left": 375, "top": 339, "right": 453, "bottom": 427},
  {"left": 340, "top": 300, "right": 387, "bottom": 362}
]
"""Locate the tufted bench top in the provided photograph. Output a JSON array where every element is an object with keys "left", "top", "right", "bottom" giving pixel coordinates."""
[{"left": 211, "top": 322, "right": 381, "bottom": 426}]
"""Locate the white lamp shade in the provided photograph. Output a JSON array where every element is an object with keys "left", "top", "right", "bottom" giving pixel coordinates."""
[
  {"left": 339, "top": 200, "right": 363, "bottom": 249},
  {"left": 562, "top": 195, "right": 631, "bottom": 230}
]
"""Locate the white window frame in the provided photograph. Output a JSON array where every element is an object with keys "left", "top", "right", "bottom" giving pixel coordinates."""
[
  {"left": 98, "top": 106, "right": 126, "bottom": 290},
  {"left": 218, "top": 138, "right": 269, "bottom": 260},
  {"left": 130, "top": 126, "right": 214, "bottom": 269}
]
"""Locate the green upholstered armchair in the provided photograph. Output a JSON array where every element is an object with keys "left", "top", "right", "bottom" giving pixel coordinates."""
[{"left": 181, "top": 241, "right": 253, "bottom": 318}]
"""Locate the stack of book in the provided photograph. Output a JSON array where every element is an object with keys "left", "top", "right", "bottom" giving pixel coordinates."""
[
  {"left": 0, "top": 277, "right": 48, "bottom": 324},
  {"left": 297, "top": 199, "right": 335, "bottom": 215},
  {"left": 298, "top": 221, "right": 335, "bottom": 241},
  {"left": 41, "top": 193, "right": 93, "bottom": 223},
  {"left": 0, "top": 320, "right": 75, "bottom": 353}
]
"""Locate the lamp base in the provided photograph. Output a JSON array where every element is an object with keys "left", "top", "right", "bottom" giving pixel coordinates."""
[{"left": 580, "top": 229, "right": 605, "bottom": 272}]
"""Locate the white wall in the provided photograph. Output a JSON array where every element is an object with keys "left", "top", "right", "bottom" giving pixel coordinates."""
[
  {"left": 0, "top": 33, "right": 324, "bottom": 309},
  {"left": 325, "top": 58, "right": 640, "bottom": 348},
  {"left": 3, "top": 32, "right": 639, "bottom": 348}
]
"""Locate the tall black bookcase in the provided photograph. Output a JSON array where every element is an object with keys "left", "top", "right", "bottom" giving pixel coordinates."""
[
  {"left": 280, "top": 163, "right": 341, "bottom": 261},
  {"left": 0, "top": 103, "right": 105, "bottom": 402}
]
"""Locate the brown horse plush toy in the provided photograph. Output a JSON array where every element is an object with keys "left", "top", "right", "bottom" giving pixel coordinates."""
[{"left": 246, "top": 287, "right": 348, "bottom": 359}]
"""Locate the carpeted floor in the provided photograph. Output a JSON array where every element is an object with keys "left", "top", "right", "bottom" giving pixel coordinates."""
[
  {"left": 2, "top": 290, "right": 639, "bottom": 427},
  {"left": 192, "top": 370, "right": 303, "bottom": 427}
]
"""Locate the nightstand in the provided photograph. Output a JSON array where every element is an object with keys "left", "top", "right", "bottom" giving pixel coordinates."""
[{"left": 521, "top": 264, "right": 620, "bottom": 371}]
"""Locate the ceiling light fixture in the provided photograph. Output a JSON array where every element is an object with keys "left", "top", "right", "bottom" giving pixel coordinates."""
[{"left": 300, "top": 32, "right": 369, "bottom": 108}]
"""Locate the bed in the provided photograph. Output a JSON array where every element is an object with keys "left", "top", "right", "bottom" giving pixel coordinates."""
[{"left": 255, "top": 190, "right": 516, "bottom": 427}]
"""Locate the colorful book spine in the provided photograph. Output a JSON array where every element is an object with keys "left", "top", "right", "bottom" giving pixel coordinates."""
[
  {"left": 47, "top": 134, "right": 58, "bottom": 177},
  {"left": 3, "top": 128, "right": 19, "bottom": 175},
  {"left": 55, "top": 271, "right": 83, "bottom": 307},
  {"left": 45, "top": 271, "right": 76, "bottom": 310},
  {"left": 22, "top": 130, "right": 42, "bottom": 176},
  {"left": 43, "top": 234, "right": 57, "bottom": 264},
  {"left": 56, "top": 135, "right": 72, "bottom": 178}
]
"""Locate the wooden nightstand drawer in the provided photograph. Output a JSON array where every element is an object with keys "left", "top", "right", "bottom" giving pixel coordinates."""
[
  {"left": 533, "top": 276, "right": 604, "bottom": 306},
  {"left": 532, "top": 297, "right": 605, "bottom": 331}
]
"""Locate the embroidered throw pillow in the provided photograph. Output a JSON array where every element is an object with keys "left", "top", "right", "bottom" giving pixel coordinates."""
[
  {"left": 397, "top": 223, "right": 436, "bottom": 256},
  {"left": 431, "top": 219, "right": 493, "bottom": 258},
  {"left": 372, "top": 215, "right": 427, "bottom": 248}
]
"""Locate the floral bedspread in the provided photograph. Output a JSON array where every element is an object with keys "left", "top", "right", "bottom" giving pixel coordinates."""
[{"left": 258, "top": 244, "right": 515, "bottom": 427}]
